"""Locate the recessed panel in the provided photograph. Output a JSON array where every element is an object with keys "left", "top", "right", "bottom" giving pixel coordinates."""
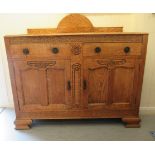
[{"left": 88, "top": 67, "right": 109, "bottom": 104}]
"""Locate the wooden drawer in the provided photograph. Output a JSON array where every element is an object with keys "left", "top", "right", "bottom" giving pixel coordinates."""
[
  {"left": 83, "top": 43, "right": 142, "bottom": 57},
  {"left": 9, "top": 43, "right": 71, "bottom": 59}
]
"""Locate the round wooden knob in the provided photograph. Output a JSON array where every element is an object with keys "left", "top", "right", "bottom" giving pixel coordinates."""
[
  {"left": 95, "top": 47, "right": 101, "bottom": 53},
  {"left": 23, "top": 48, "right": 29, "bottom": 55},
  {"left": 124, "top": 47, "right": 130, "bottom": 53},
  {"left": 52, "top": 47, "right": 59, "bottom": 54}
]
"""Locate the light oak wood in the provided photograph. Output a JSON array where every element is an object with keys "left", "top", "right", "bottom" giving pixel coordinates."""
[
  {"left": 4, "top": 14, "right": 148, "bottom": 129},
  {"left": 10, "top": 43, "right": 71, "bottom": 59},
  {"left": 83, "top": 58, "right": 139, "bottom": 109},
  {"left": 83, "top": 43, "right": 142, "bottom": 57},
  {"left": 27, "top": 14, "right": 123, "bottom": 34},
  {"left": 13, "top": 60, "right": 71, "bottom": 111},
  {"left": 27, "top": 27, "right": 123, "bottom": 34},
  {"left": 14, "top": 119, "right": 32, "bottom": 129},
  {"left": 57, "top": 14, "right": 94, "bottom": 33}
]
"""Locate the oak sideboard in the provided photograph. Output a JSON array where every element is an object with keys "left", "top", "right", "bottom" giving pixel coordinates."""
[{"left": 4, "top": 14, "right": 148, "bottom": 129}]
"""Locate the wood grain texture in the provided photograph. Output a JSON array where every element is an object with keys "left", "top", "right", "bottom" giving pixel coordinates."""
[
  {"left": 4, "top": 14, "right": 148, "bottom": 129},
  {"left": 6, "top": 34, "right": 143, "bottom": 45},
  {"left": 57, "top": 14, "right": 94, "bottom": 33},
  {"left": 27, "top": 27, "right": 123, "bottom": 34},
  {"left": 9, "top": 43, "right": 71, "bottom": 59},
  {"left": 83, "top": 43, "right": 142, "bottom": 57},
  {"left": 27, "top": 28, "right": 57, "bottom": 34},
  {"left": 27, "top": 14, "right": 123, "bottom": 34},
  {"left": 13, "top": 60, "right": 71, "bottom": 112}
]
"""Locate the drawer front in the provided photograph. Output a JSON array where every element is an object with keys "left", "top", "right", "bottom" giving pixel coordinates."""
[
  {"left": 10, "top": 43, "right": 71, "bottom": 59},
  {"left": 83, "top": 43, "right": 142, "bottom": 57}
]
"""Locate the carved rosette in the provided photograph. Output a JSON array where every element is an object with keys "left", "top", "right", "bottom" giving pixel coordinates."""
[
  {"left": 70, "top": 44, "right": 81, "bottom": 55},
  {"left": 72, "top": 63, "right": 81, "bottom": 107}
]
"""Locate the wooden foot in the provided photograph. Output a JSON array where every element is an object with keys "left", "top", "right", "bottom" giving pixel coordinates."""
[
  {"left": 122, "top": 117, "right": 141, "bottom": 128},
  {"left": 14, "top": 119, "right": 32, "bottom": 130}
]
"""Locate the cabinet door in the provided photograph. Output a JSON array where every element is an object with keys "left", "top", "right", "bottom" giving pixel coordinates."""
[
  {"left": 83, "top": 59, "right": 110, "bottom": 109},
  {"left": 83, "top": 58, "right": 139, "bottom": 110},
  {"left": 13, "top": 60, "right": 71, "bottom": 112},
  {"left": 110, "top": 59, "right": 139, "bottom": 109}
]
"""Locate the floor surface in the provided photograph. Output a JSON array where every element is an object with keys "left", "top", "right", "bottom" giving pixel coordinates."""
[{"left": 0, "top": 108, "right": 155, "bottom": 141}]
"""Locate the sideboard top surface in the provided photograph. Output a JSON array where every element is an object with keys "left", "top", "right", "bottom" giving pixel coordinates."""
[{"left": 4, "top": 32, "right": 148, "bottom": 38}]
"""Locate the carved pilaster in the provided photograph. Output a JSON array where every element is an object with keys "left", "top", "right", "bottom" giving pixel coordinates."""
[{"left": 72, "top": 63, "right": 81, "bottom": 108}]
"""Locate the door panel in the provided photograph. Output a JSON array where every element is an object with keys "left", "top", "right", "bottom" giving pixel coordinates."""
[
  {"left": 112, "top": 68, "right": 134, "bottom": 103},
  {"left": 83, "top": 59, "right": 110, "bottom": 109},
  {"left": 83, "top": 58, "right": 139, "bottom": 110},
  {"left": 13, "top": 60, "right": 71, "bottom": 112},
  {"left": 88, "top": 67, "right": 109, "bottom": 103},
  {"left": 111, "top": 59, "right": 139, "bottom": 107},
  {"left": 47, "top": 69, "right": 65, "bottom": 105},
  {"left": 20, "top": 68, "right": 48, "bottom": 106}
]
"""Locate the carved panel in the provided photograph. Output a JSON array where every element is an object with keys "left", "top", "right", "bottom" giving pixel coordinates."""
[
  {"left": 9, "top": 34, "right": 143, "bottom": 45},
  {"left": 96, "top": 59, "right": 126, "bottom": 70},
  {"left": 27, "top": 61, "right": 56, "bottom": 69},
  {"left": 72, "top": 63, "right": 81, "bottom": 107}
]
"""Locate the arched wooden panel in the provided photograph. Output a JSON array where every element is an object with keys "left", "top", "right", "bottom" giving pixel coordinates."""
[{"left": 27, "top": 14, "right": 123, "bottom": 34}]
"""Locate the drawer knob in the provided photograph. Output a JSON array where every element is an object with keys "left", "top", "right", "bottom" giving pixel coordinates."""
[
  {"left": 124, "top": 47, "right": 130, "bottom": 53},
  {"left": 23, "top": 48, "right": 29, "bottom": 55},
  {"left": 52, "top": 47, "right": 59, "bottom": 54},
  {"left": 95, "top": 47, "right": 101, "bottom": 53}
]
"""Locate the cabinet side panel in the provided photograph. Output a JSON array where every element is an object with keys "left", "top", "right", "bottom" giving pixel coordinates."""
[
  {"left": 4, "top": 37, "right": 20, "bottom": 114},
  {"left": 136, "top": 35, "right": 148, "bottom": 109}
]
